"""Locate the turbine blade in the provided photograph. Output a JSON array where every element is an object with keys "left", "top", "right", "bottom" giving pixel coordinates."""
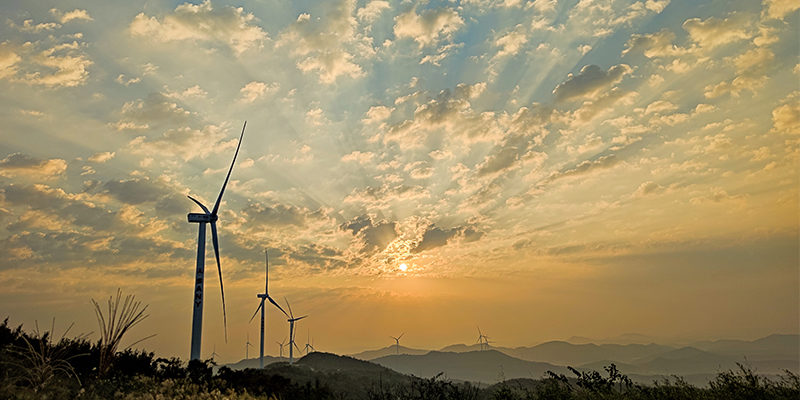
[
  {"left": 295, "top": 315, "right": 308, "bottom": 321},
  {"left": 249, "top": 300, "right": 264, "bottom": 323},
  {"left": 399, "top": 332, "right": 405, "bottom": 340},
  {"left": 210, "top": 222, "right": 227, "bottom": 342},
  {"left": 212, "top": 121, "right": 246, "bottom": 216},
  {"left": 187, "top": 196, "right": 210, "bottom": 214},
  {"left": 284, "top": 297, "right": 294, "bottom": 318},
  {"left": 267, "top": 295, "right": 288, "bottom": 316}
]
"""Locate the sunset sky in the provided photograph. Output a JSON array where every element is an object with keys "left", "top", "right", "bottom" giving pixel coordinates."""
[{"left": 0, "top": 0, "right": 797, "bottom": 363}]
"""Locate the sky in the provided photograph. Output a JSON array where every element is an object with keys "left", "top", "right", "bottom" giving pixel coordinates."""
[{"left": 0, "top": 0, "right": 797, "bottom": 363}]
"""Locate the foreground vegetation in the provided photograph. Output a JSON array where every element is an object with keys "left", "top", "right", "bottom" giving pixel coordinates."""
[{"left": 1, "top": 318, "right": 797, "bottom": 399}]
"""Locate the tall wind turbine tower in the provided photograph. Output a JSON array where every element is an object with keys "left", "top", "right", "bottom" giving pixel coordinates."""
[
  {"left": 186, "top": 122, "right": 246, "bottom": 361},
  {"left": 250, "top": 250, "right": 287, "bottom": 368},
  {"left": 284, "top": 298, "right": 307, "bottom": 364},
  {"left": 477, "top": 327, "right": 490, "bottom": 351},
  {"left": 390, "top": 333, "right": 404, "bottom": 355},
  {"left": 276, "top": 338, "right": 286, "bottom": 358}
]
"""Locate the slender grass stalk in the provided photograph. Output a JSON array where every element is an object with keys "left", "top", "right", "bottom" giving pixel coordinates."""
[
  {"left": 92, "top": 288, "right": 153, "bottom": 376},
  {"left": 5, "top": 318, "right": 86, "bottom": 392}
]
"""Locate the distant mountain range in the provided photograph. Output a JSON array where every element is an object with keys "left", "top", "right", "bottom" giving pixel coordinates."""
[{"left": 226, "top": 334, "right": 798, "bottom": 387}]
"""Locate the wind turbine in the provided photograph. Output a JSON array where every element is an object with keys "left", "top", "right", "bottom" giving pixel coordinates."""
[
  {"left": 390, "top": 333, "right": 404, "bottom": 355},
  {"left": 477, "top": 327, "right": 489, "bottom": 351},
  {"left": 186, "top": 121, "right": 246, "bottom": 360},
  {"left": 246, "top": 333, "right": 253, "bottom": 359},
  {"left": 276, "top": 338, "right": 286, "bottom": 358},
  {"left": 303, "top": 330, "right": 315, "bottom": 355},
  {"left": 210, "top": 344, "right": 220, "bottom": 361},
  {"left": 249, "top": 250, "right": 287, "bottom": 368},
  {"left": 284, "top": 298, "right": 307, "bottom": 364}
]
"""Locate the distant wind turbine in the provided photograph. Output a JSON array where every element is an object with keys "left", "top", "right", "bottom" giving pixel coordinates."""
[
  {"left": 477, "top": 327, "right": 490, "bottom": 351},
  {"left": 246, "top": 333, "right": 253, "bottom": 359},
  {"left": 249, "top": 250, "right": 287, "bottom": 368},
  {"left": 390, "top": 333, "right": 404, "bottom": 355},
  {"left": 210, "top": 344, "right": 220, "bottom": 361},
  {"left": 303, "top": 330, "right": 315, "bottom": 355},
  {"left": 186, "top": 122, "right": 246, "bottom": 360},
  {"left": 284, "top": 298, "right": 307, "bottom": 364},
  {"left": 276, "top": 337, "right": 286, "bottom": 358}
]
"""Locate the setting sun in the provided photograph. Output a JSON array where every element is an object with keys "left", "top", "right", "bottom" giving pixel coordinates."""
[{"left": 398, "top": 263, "right": 408, "bottom": 272}]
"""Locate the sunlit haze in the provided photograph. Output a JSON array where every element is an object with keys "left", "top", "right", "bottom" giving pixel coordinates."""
[{"left": 0, "top": 0, "right": 797, "bottom": 364}]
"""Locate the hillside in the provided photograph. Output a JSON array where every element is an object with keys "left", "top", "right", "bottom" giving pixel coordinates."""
[
  {"left": 373, "top": 350, "right": 569, "bottom": 384},
  {"left": 350, "top": 344, "right": 430, "bottom": 360}
]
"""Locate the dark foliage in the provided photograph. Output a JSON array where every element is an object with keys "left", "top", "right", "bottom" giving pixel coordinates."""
[{"left": 1, "top": 317, "right": 798, "bottom": 399}]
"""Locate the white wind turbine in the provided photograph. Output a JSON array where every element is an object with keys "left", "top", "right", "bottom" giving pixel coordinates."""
[
  {"left": 276, "top": 338, "right": 286, "bottom": 358},
  {"left": 249, "top": 250, "right": 287, "bottom": 368},
  {"left": 186, "top": 122, "right": 246, "bottom": 360},
  {"left": 390, "top": 333, "right": 404, "bottom": 355},
  {"left": 284, "top": 298, "right": 307, "bottom": 364}
]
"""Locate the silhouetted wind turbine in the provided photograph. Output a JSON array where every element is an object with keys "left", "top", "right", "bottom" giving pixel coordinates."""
[
  {"left": 477, "top": 327, "right": 489, "bottom": 351},
  {"left": 186, "top": 122, "right": 246, "bottom": 360},
  {"left": 249, "top": 250, "right": 287, "bottom": 368},
  {"left": 303, "top": 330, "right": 315, "bottom": 355},
  {"left": 284, "top": 298, "right": 307, "bottom": 364},
  {"left": 390, "top": 333, "right": 404, "bottom": 355},
  {"left": 276, "top": 338, "right": 286, "bottom": 358},
  {"left": 210, "top": 344, "right": 220, "bottom": 361},
  {"left": 246, "top": 333, "right": 253, "bottom": 359}
]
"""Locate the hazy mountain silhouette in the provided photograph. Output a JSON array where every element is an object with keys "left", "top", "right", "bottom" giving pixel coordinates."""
[
  {"left": 225, "top": 355, "right": 287, "bottom": 370},
  {"left": 691, "top": 334, "right": 799, "bottom": 361},
  {"left": 373, "top": 350, "right": 569, "bottom": 384},
  {"left": 350, "top": 344, "right": 430, "bottom": 360},
  {"left": 502, "top": 341, "right": 674, "bottom": 365}
]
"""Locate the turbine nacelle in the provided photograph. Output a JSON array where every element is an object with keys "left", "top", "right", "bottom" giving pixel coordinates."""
[{"left": 187, "top": 213, "right": 216, "bottom": 223}]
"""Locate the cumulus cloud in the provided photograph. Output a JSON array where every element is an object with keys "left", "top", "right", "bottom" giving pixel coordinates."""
[
  {"left": 552, "top": 64, "right": 632, "bottom": 102},
  {"left": 494, "top": 24, "right": 528, "bottom": 58},
  {"left": 393, "top": 7, "right": 464, "bottom": 48},
  {"left": 622, "top": 29, "right": 684, "bottom": 58},
  {"left": 0, "top": 153, "right": 67, "bottom": 179},
  {"left": 411, "top": 223, "right": 484, "bottom": 253},
  {"left": 341, "top": 215, "right": 398, "bottom": 253},
  {"left": 50, "top": 8, "right": 93, "bottom": 24},
  {"left": 771, "top": 99, "right": 800, "bottom": 135},
  {"left": 682, "top": 15, "right": 751, "bottom": 49},
  {"left": 128, "top": 125, "right": 239, "bottom": 161},
  {"left": 0, "top": 43, "right": 21, "bottom": 80},
  {"left": 88, "top": 152, "right": 115, "bottom": 163},
  {"left": 114, "top": 93, "right": 192, "bottom": 130},
  {"left": 6, "top": 41, "right": 93, "bottom": 88},
  {"left": 277, "top": 0, "right": 370, "bottom": 84},
  {"left": 129, "top": 0, "right": 267, "bottom": 55},
  {"left": 762, "top": 0, "right": 800, "bottom": 20},
  {"left": 357, "top": 0, "right": 390, "bottom": 23},
  {"left": 239, "top": 81, "right": 278, "bottom": 103}
]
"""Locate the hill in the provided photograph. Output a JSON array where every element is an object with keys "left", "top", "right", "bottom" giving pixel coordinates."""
[
  {"left": 350, "top": 344, "right": 430, "bottom": 360},
  {"left": 373, "top": 350, "right": 569, "bottom": 384}
]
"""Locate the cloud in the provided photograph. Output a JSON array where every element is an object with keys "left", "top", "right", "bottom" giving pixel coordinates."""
[
  {"left": 622, "top": 29, "right": 684, "bottom": 58},
  {"left": 545, "top": 154, "right": 621, "bottom": 183},
  {"left": 12, "top": 41, "right": 93, "bottom": 88},
  {"left": 241, "top": 202, "right": 314, "bottom": 227},
  {"left": 762, "top": 0, "right": 800, "bottom": 20},
  {"left": 88, "top": 152, "right": 115, "bottom": 163},
  {"left": 0, "top": 153, "right": 67, "bottom": 179},
  {"left": 0, "top": 43, "right": 21, "bottom": 80},
  {"left": 552, "top": 64, "right": 632, "bottom": 102},
  {"left": 411, "top": 223, "right": 484, "bottom": 254},
  {"left": 239, "top": 81, "right": 278, "bottom": 103},
  {"left": 393, "top": 7, "right": 464, "bottom": 48},
  {"left": 128, "top": 125, "right": 238, "bottom": 161},
  {"left": 129, "top": 0, "right": 267, "bottom": 55},
  {"left": 494, "top": 24, "right": 528, "bottom": 58},
  {"left": 771, "top": 99, "right": 800, "bottom": 135},
  {"left": 341, "top": 151, "right": 374, "bottom": 164},
  {"left": 50, "top": 8, "right": 93, "bottom": 24},
  {"left": 682, "top": 15, "right": 751, "bottom": 49},
  {"left": 357, "top": 0, "right": 390, "bottom": 23},
  {"left": 11, "top": 19, "right": 60, "bottom": 33},
  {"left": 341, "top": 215, "right": 398, "bottom": 253},
  {"left": 114, "top": 93, "right": 192, "bottom": 130}
]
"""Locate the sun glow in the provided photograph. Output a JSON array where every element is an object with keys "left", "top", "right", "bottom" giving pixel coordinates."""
[{"left": 398, "top": 263, "right": 408, "bottom": 272}]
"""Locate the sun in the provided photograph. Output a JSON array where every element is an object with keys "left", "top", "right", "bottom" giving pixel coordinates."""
[{"left": 398, "top": 263, "right": 408, "bottom": 272}]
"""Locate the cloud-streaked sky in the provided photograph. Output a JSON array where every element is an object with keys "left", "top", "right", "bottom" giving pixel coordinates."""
[{"left": 0, "top": 0, "right": 797, "bottom": 362}]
